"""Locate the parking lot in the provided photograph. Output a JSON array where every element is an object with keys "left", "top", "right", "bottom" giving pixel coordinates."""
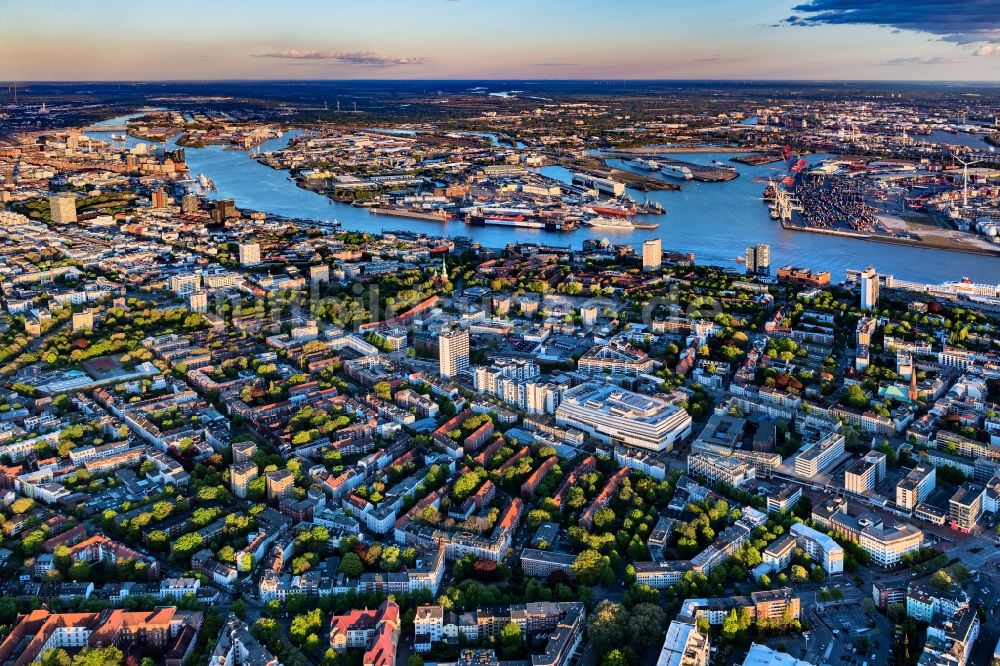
[{"left": 808, "top": 601, "right": 891, "bottom": 666}]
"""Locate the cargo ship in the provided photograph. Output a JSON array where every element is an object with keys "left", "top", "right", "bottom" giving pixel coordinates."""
[
  {"left": 468, "top": 213, "right": 546, "bottom": 229},
  {"left": 628, "top": 158, "right": 660, "bottom": 171},
  {"left": 660, "top": 164, "right": 694, "bottom": 180},
  {"left": 587, "top": 204, "right": 636, "bottom": 218}
]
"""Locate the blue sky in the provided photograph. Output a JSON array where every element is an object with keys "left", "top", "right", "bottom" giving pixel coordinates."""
[{"left": 4, "top": 0, "right": 1000, "bottom": 80}]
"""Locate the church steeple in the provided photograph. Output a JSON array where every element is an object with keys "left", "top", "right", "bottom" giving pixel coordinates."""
[{"left": 909, "top": 367, "right": 919, "bottom": 403}]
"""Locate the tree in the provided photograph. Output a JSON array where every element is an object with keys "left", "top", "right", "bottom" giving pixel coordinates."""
[
  {"left": 627, "top": 603, "right": 665, "bottom": 651},
  {"left": 810, "top": 566, "right": 826, "bottom": 583},
  {"left": 339, "top": 552, "right": 364, "bottom": 578},
  {"left": 721, "top": 608, "right": 741, "bottom": 640},
  {"left": 68, "top": 561, "right": 92, "bottom": 582},
  {"left": 587, "top": 600, "right": 627, "bottom": 656},
  {"left": 601, "top": 650, "right": 629, "bottom": 666},
  {"left": 11, "top": 497, "right": 35, "bottom": 514},
  {"left": 790, "top": 565, "right": 809, "bottom": 584},
  {"left": 572, "top": 549, "right": 609, "bottom": 586},
  {"left": 408, "top": 657, "right": 425, "bottom": 666},
  {"left": 499, "top": 622, "right": 524, "bottom": 659},
  {"left": 71, "top": 647, "right": 124, "bottom": 666},
  {"left": 39, "top": 650, "right": 72, "bottom": 666}
]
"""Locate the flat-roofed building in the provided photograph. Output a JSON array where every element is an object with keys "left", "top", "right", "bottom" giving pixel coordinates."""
[
  {"left": 655, "top": 617, "right": 710, "bottom": 666},
  {"left": 949, "top": 482, "right": 984, "bottom": 533},
  {"left": 555, "top": 382, "right": 691, "bottom": 453},
  {"left": 897, "top": 464, "right": 936, "bottom": 510},
  {"left": 790, "top": 522, "right": 844, "bottom": 574}
]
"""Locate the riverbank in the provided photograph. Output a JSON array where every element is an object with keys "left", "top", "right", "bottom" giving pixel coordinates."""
[{"left": 779, "top": 218, "right": 1000, "bottom": 258}]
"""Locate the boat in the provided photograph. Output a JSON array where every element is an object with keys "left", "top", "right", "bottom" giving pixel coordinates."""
[
  {"left": 632, "top": 221, "right": 660, "bottom": 230},
  {"left": 711, "top": 160, "right": 737, "bottom": 171},
  {"left": 587, "top": 204, "right": 636, "bottom": 218},
  {"left": 660, "top": 164, "right": 694, "bottom": 180},
  {"left": 467, "top": 213, "right": 546, "bottom": 229},
  {"left": 769, "top": 206, "right": 780, "bottom": 220},
  {"left": 628, "top": 157, "right": 660, "bottom": 171},
  {"left": 583, "top": 216, "right": 634, "bottom": 230},
  {"left": 762, "top": 184, "right": 776, "bottom": 200}
]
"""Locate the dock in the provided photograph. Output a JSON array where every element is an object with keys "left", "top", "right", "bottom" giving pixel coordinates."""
[
  {"left": 369, "top": 207, "right": 452, "bottom": 222},
  {"left": 731, "top": 152, "right": 784, "bottom": 166},
  {"left": 658, "top": 158, "right": 739, "bottom": 183}
]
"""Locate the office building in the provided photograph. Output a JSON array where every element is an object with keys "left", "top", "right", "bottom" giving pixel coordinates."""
[
  {"left": 188, "top": 290, "right": 208, "bottom": 314},
  {"left": 860, "top": 266, "right": 879, "bottom": 311},
  {"left": 439, "top": 328, "right": 470, "bottom": 379},
  {"left": 793, "top": 432, "right": 845, "bottom": 477},
  {"left": 745, "top": 243, "right": 771, "bottom": 275},
  {"left": 48, "top": 194, "right": 77, "bottom": 224},
  {"left": 238, "top": 242, "right": 261, "bottom": 266},
  {"left": 555, "top": 381, "right": 692, "bottom": 452},
  {"left": 643, "top": 238, "right": 662, "bottom": 272}
]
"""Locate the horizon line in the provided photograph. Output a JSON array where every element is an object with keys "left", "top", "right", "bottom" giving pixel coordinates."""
[{"left": 5, "top": 77, "right": 1000, "bottom": 85}]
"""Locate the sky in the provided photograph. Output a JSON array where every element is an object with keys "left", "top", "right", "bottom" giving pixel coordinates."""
[{"left": 4, "top": 0, "right": 1000, "bottom": 81}]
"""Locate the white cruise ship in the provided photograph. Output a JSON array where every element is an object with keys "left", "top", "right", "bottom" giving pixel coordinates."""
[
  {"left": 628, "top": 158, "right": 660, "bottom": 171},
  {"left": 660, "top": 164, "right": 694, "bottom": 180},
  {"left": 583, "top": 216, "right": 634, "bottom": 230}
]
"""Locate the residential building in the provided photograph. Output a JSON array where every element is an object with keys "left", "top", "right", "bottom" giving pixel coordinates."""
[
  {"left": 643, "top": 238, "right": 662, "bottom": 272},
  {"left": 687, "top": 453, "right": 756, "bottom": 487},
  {"left": 439, "top": 328, "right": 470, "bottom": 379},
  {"left": 896, "top": 464, "right": 936, "bottom": 511},
  {"left": 860, "top": 266, "right": 879, "bottom": 311},
  {"left": 230, "top": 461, "right": 258, "bottom": 499},
  {"left": 789, "top": 522, "right": 844, "bottom": 574},
  {"left": 188, "top": 291, "right": 208, "bottom": 313},
  {"left": 949, "top": 482, "right": 984, "bottom": 533},
  {"left": 266, "top": 469, "right": 295, "bottom": 501},
  {"left": 49, "top": 194, "right": 77, "bottom": 224},
  {"left": 238, "top": 242, "right": 261, "bottom": 266},
  {"left": 655, "top": 618, "right": 710, "bottom": 666}
]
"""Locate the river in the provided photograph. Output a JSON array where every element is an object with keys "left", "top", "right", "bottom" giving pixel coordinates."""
[{"left": 83, "top": 118, "right": 1000, "bottom": 284}]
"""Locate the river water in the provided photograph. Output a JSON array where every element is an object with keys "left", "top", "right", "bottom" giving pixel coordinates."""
[{"left": 83, "top": 118, "right": 1000, "bottom": 284}]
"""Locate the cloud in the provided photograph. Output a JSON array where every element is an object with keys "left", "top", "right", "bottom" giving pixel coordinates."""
[
  {"left": 528, "top": 62, "right": 581, "bottom": 68},
  {"left": 883, "top": 56, "right": 966, "bottom": 65},
  {"left": 975, "top": 44, "right": 1000, "bottom": 56},
  {"left": 784, "top": 0, "right": 1000, "bottom": 47},
  {"left": 254, "top": 49, "right": 429, "bottom": 65}
]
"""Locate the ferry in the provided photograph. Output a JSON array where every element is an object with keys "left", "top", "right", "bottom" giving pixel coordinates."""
[
  {"left": 628, "top": 158, "right": 660, "bottom": 171},
  {"left": 583, "top": 216, "right": 634, "bottom": 230},
  {"left": 660, "top": 164, "right": 694, "bottom": 180}
]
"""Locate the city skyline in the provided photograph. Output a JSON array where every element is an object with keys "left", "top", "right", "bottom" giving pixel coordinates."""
[{"left": 4, "top": 0, "right": 1000, "bottom": 81}]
